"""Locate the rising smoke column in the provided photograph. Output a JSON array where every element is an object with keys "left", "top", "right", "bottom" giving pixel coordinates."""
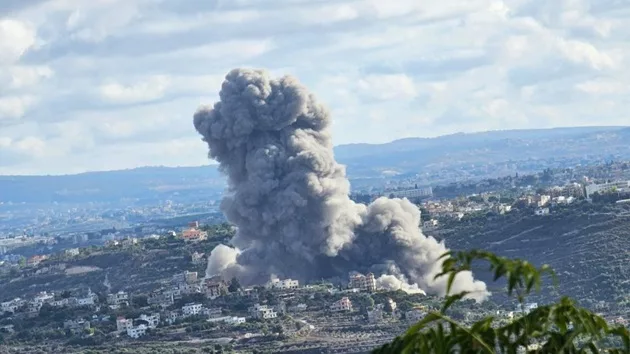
[{"left": 194, "top": 68, "right": 489, "bottom": 301}]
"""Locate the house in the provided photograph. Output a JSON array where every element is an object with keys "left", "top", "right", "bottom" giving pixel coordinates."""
[
  {"left": 164, "top": 311, "right": 181, "bottom": 325},
  {"left": 172, "top": 271, "right": 198, "bottom": 285},
  {"left": 422, "top": 219, "right": 439, "bottom": 230},
  {"left": 148, "top": 290, "right": 174, "bottom": 308},
  {"left": 266, "top": 278, "right": 299, "bottom": 290},
  {"left": 290, "top": 303, "right": 308, "bottom": 313},
  {"left": 26, "top": 255, "right": 48, "bottom": 267},
  {"left": 0, "top": 297, "right": 26, "bottom": 313},
  {"left": 191, "top": 252, "right": 205, "bottom": 265},
  {"left": 51, "top": 298, "right": 70, "bottom": 307},
  {"left": 535, "top": 207, "right": 550, "bottom": 216},
  {"left": 107, "top": 291, "right": 129, "bottom": 309},
  {"left": 137, "top": 313, "right": 160, "bottom": 329},
  {"left": 116, "top": 317, "right": 133, "bottom": 332},
  {"left": 76, "top": 288, "right": 97, "bottom": 307},
  {"left": 330, "top": 297, "right": 353, "bottom": 312},
  {"left": 203, "top": 276, "right": 227, "bottom": 299},
  {"left": 367, "top": 304, "right": 385, "bottom": 323},
  {"left": 202, "top": 307, "right": 222, "bottom": 318},
  {"left": 65, "top": 248, "right": 80, "bottom": 257},
  {"left": 127, "top": 324, "right": 147, "bottom": 339},
  {"left": 181, "top": 226, "right": 208, "bottom": 242},
  {"left": 182, "top": 303, "right": 203, "bottom": 317},
  {"left": 248, "top": 304, "right": 278, "bottom": 320},
  {"left": 349, "top": 273, "right": 376, "bottom": 292},
  {"left": 121, "top": 237, "right": 138, "bottom": 249},
  {"left": 32, "top": 291, "right": 54, "bottom": 306},
  {"left": 63, "top": 319, "right": 91, "bottom": 335},
  {"left": 0, "top": 325, "right": 14, "bottom": 333},
  {"left": 386, "top": 298, "right": 397, "bottom": 313},
  {"left": 538, "top": 195, "right": 551, "bottom": 207}
]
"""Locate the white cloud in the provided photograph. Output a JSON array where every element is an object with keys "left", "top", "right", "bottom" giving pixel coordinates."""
[
  {"left": 2, "top": 0, "right": 630, "bottom": 174},
  {"left": 357, "top": 74, "right": 418, "bottom": 101},
  {"left": 0, "top": 19, "right": 36, "bottom": 65},
  {"left": 0, "top": 96, "right": 36, "bottom": 120},
  {"left": 99, "top": 75, "right": 171, "bottom": 104}
]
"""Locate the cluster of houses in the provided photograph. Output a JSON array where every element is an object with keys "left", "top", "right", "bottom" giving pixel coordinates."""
[{"left": 1, "top": 288, "right": 99, "bottom": 315}]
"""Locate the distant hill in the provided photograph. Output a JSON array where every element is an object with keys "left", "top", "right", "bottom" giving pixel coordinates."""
[{"left": 1, "top": 126, "right": 629, "bottom": 203}]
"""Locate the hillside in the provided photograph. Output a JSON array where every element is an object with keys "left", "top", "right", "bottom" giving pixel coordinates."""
[
  {"left": 434, "top": 203, "right": 630, "bottom": 307},
  {"left": 1, "top": 126, "right": 630, "bottom": 203}
]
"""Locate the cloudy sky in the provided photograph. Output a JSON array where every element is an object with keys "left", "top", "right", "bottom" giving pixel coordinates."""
[{"left": 1, "top": 0, "right": 628, "bottom": 175}]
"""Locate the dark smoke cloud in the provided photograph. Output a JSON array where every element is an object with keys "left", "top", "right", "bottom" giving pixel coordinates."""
[{"left": 194, "top": 68, "right": 489, "bottom": 301}]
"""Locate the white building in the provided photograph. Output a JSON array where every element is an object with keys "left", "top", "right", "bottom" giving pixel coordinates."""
[
  {"left": 65, "top": 248, "right": 80, "bottom": 257},
  {"left": 138, "top": 313, "right": 160, "bottom": 329},
  {"left": 127, "top": 324, "right": 147, "bottom": 339},
  {"left": 538, "top": 195, "right": 551, "bottom": 207},
  {"left": 249, "top": 304, "right": 278, "bottom": 320},
  {"left": 182, "top": 303, "right": 203, "bottom": 316},
  {"left": 1, "top": 298, "right": 25, "bottom": 313},
  {"left": 207, "top": 316, "right": 246, "bottom": 325},
  {"left": 116, "top": 317, "right": 133, "bottom": 332},
  {"left": 107, "top": 291, "right": 129, "bottom": 309},
  {"left": 266, "top": 278, "right": 299, "bottom": 290},
  {"left": 423, "top": 219, "right": 439, "bottom": 230},
  {"left": 51, "top": 298, "right": 69, "bottom": 307},
  {"left": 535, "top": 207, "right": 550, "bottom": 216},
  {"left": 585, "top": 181, "right": 630, "bottom": 199},
  {"left": 76, "top": 288, "right": 97, "bottom": 307},
  {"left": 330, "top": 297, "right": 353, "bottom": 312},
  {"left": 202, "top": 307, "right": 222, "bottom": 318},
  {"left": 387, "top": 187, "right": 433, "bottom": 199},
  {"left": 32, "top": 291, "right": 54, "bottom": 306},
  {"left": 349, "top": 273, "right": 376, "bottom": 292}
]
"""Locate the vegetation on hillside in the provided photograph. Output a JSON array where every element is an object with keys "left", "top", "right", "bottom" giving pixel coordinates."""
[{"left": 374, "top": 250, "right": 630, "bottom": 353}]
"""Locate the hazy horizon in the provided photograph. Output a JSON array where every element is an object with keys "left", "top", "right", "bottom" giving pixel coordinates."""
[{"left": 1, "top": 125, "right": 628, "bottom": 177}]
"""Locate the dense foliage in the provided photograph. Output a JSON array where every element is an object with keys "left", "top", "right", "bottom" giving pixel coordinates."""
[{"left": 374, "top": 250, "right": 629, "bottom": 353}]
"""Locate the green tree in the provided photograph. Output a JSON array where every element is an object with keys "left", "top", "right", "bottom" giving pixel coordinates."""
[
  {"left": 228, "top": 277, "right": 241, "bottom": 293},
  {"left": 374, "top": 250, "right": 629, "bottom": 353}
]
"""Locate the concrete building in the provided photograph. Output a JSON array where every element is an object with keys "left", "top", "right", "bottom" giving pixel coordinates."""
[
  {"left": 367, "top": 305, "right": 384, "bottom": 323},
  {"left": 107, "top": 291, "right": 129, "bottom": 309},
  {"left": 249, "top": 304, "right": 278, "bottom": 320},
  {"left": 387, "top": 187, "right": 433, "bottom": 199},
  {"left": 349, "top": 273, "right": 376, "bottom": 292},
  {"left": 182, "top": 303, "right": 203, "bottom": 316},
  {"left": 63, "top": 319, "right": 91, "bottom": 335},
  {"left": 585, "top": 180, "right": 630, "bottom": 199},
  {"left": 127, "top": 324, "right": 147, "bottom": 339},
  {"left": 116, "top": 317, "right": 133, "bottom": 332},
  {"left": 138, "top": 313, "right": 160, "bottom": 329},
  {"left": 148, "top": 290, "right": 174, "bottom": 308},
  {"left": 330, "top": 297, "right": 353, "bottom": 312},
  {"left": 266, "top": 278, "right": 299, "bottom": 290},
  {"left": 203, "top": 276, "right": 227, "bottom": 299},
  {"left": 535, "top": 207, "right": 550, "bottom": 216},
  {"left": 65, "top": 248, "right": 80, "bottom": 257}
]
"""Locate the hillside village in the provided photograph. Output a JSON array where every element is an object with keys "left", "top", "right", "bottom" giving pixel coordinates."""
[{"left": 1, "top": 162, "right": 630, "bottom": 352}]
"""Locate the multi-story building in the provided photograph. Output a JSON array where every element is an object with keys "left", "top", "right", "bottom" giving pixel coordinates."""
[
  {"left": 126, "top": 324, "right": 147, "bottom": 338},
  {"left": 248, "top": 304, "right": 278, "bottom": 320},
  {"left": 203, "top": 276, "right": 227, "bottom": 299},
  {"left": 585, "top": 180, "right": 630, "bottom": 199},
  {"left": 148, "top": 290, "right": 174, "bottom": 308},
  {"left": 182, "top": 303, "right": 203, "bottom": 317},
  {"left": 116, "top": 317, "right": 133, "bottom": 332},
  {"left": 349, "top": 273, "right": 376, "bottom": 292},
  {"left": 406, "top": 308, "right": 427, "bottom": 323},
  {"left": 266, "top": 278, "right": 299, "bottom": 290},
  {"left": 63, "top": 319, "right": 91, "bottom": 335},
  {"left": 386, "top": 187, "right": 433, "bottom": 199},
  {"left": 330, "top": 297, "right": 353, "bottom": 312},
  {"left": 107, "top": 291, "right": 129, "bottom": 309},
  {"left": 138, "top": 313, "right": 160, "bottom": 328}
]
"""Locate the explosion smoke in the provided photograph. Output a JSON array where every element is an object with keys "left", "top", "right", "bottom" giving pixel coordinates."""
[{"left": 194, "top": 68, "right": 489, "bottom": 301}]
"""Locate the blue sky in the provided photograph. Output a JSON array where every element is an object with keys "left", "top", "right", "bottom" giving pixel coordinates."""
[{"left": 0, "top": 0, "right": 628, "bottom": 175}]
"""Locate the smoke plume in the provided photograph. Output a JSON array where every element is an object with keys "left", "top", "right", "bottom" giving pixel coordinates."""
[{"left": 195, "top": 68, "right": 489, "bottom": 301}]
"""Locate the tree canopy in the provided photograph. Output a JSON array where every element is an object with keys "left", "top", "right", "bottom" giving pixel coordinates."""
[{"left": 374, "top": 250, "right": 629, "bottom": 353}]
